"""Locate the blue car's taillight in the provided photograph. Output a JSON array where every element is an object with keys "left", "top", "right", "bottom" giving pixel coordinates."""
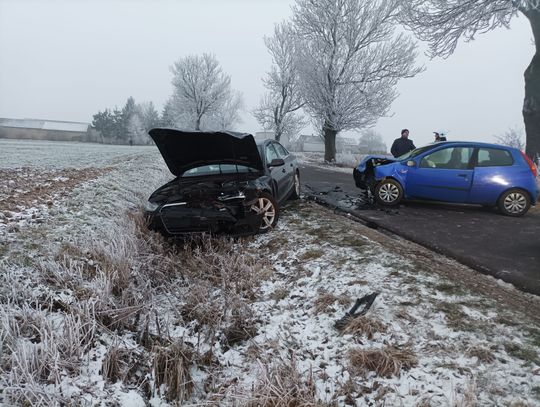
[{"left": 520, "top": 151, "right": 538, "bottom": 177}]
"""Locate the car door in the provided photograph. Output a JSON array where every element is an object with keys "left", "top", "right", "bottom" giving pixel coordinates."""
[
  {"left": 272, "top": 142, "right": 295, "bottom": 196},
  {"left": 468, "top": 147, "right": 516, "bottom": 204},
  {"left": 406, "top": 146, "right": 475, "bottom": 203},
  {"left": 265, "top": 142, "right": 288, "bottom": 202}
]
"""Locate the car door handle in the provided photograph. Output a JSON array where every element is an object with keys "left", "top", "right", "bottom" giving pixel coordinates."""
[{"left": 457, "top": 174, "right": 468, "bottom": 178}]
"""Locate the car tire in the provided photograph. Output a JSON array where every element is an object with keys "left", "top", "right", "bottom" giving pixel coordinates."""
[
  {"left": 374, "top": 179, "right": 403, "bottom": 206},
  {"left": 290, "top": 171, "right": 300, "bottom": 200},
  {"left": 497, "top": 189, "right": 531, "bottom": 217},
  {"left": 251, "top": 192, "right": 279, "bottom": 233}
]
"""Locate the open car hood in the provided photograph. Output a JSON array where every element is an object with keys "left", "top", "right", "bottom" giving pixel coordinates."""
[{"left": 149, "top": 128, "right": 264, "bottom": 176}]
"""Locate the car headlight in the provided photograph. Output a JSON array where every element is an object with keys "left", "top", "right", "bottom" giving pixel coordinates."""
[{"left": 144, "top": 200, "right": 159, "bottom": 212}]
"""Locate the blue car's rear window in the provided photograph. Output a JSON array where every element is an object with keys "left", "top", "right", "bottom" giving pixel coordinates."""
[{"left": 477, "top": 148, "right": 513, "bottom": 167}]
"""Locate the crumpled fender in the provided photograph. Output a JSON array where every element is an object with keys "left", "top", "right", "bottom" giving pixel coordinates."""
[{"left": 373, "top": 162, "right": 408, "bottom": 190}]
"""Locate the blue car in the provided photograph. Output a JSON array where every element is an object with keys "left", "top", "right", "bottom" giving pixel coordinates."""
[{"left": 353, "top": 141, "right": 539, "bottom": 216}]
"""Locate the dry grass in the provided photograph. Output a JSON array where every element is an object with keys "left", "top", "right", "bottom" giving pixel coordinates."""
[
  {"left": 347, "top": 346, "right": 417, "bottom": 377},
  {"left": 299, "top": 248, "right": 324, "bottom": 261},
  {"left": 153, "top": 341, "right": 194, "bottom": 403},
  {"left": 179, "top": 236, "right": 271, "bottom": 300},
  {"left": 181, "top": 282, "right": 222, "bottom": 328},
  {"left": 0, "top": 302, "right": 96, "bottom": 406},
  {"left": 341, "top": 315, "right": 387, "bottom": 340},
  {"left": 466, "top": 345, "right": 496, "bottom": 364},
  {"left": 239, "top": 355, "right": 327, "bottom": 406},
  {"left": 504, "top": 342, "right": 540, "bottom": 365},
  {"left": 452, "top": 379, "right": 478, "bottom": 407},
  {"left": 0, "top": 153, "right": 279, "bottom": 405},
  {"left": 102, "top": 344, "right": 151, "bottom": 395},
  {"left": 313, "top": 292, "right": 349, "bottom": 314},
  {"left": 222, "top": 297, "right": 258, "bottom": 349},
  {"left": 270, "top": 286, "right": 290, "bottom": 302},
  {"left": 102, "top": 345, "right": 130, "bottom": 383}
]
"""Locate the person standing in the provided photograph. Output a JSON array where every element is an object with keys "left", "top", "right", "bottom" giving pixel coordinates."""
[
  {"left": 391, "top": 129, "right": 416, "bottom": 158},
  {"left": 434, "top": 131, "right": 447, "bottom": 142}
]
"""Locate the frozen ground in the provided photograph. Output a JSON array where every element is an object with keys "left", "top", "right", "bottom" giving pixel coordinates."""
[{"left": 1, "top": 140, "right": 539, "bottom": 406}]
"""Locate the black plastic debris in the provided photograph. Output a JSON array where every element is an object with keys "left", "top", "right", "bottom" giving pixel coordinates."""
[{"left": 334, "top": 292, "right": 380, "bottom": 331}]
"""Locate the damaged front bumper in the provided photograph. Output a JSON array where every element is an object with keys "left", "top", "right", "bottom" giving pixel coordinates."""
[
  {"left": 354, "top": 156, "right": 397, "bottom": 190},
  {"left": 145, "top": 195, "right": 263, "bottom": 237}
]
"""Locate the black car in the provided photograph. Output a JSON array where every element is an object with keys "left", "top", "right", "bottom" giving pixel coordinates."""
[{"left": 144, "top": 128, "right": 300, "bottom": 236}]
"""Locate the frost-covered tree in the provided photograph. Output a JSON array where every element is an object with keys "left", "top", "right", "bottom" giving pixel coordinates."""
[
  {"left": 292, "top": 0, "right": 422, "bottom": 162},
  {"left": 119, "top": 96, "right": 137, "bottom": 143},
  {"left": 127, "top": 113, "right": 147, "bottom": 145},
  {"left": 160, "top": 98, "right": 178, "bottom": 127},
  {"left": 494, "top": 127, "right": 526, "bottom": 150},
  {"left": 93, "top": 97, "right": 161, "bottom": 144},
  {"left": 170, "top": 53, "right": 238, "bottom": 131},
  {"left": 139, "top": 101, "right": 160, "bottom": 133},
  {"left": 92, "top": 103, "right": 130, "bottom": 144},
  {"left": 359, "top": 129, "right": 388, "bottom": 153},
  {"left": 205, "top": 91, "right": 244, "bottom": 131},
  {"left": 400, "top": 0, "right": 540, "bottom": 159},
  {"left": 92, "top": 108, "right": 116, "bottom": 142},
  {"left": 253, "top": 22, "right": 305, "bottom": 143}
]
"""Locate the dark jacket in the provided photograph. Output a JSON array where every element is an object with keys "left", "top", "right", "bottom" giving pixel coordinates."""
[{"left": 391, "top": 137, "right": 416, "bottom": 158}]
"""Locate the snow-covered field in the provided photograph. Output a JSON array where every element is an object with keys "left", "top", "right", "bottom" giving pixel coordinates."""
[{"left": 1, "top": 139, "right": 539, "bottom": 406}]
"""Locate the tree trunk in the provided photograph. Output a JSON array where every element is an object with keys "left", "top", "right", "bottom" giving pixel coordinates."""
[
  {"left": 195, "top": 116, "right": 201, "bottom": 131},
  {"left": 275, "top": 128, "right": 282, "bottom": 142},
  {"left": 323, "top": 121, "right": 337, "bottom": 162},
  {"left": 523, "top": 9, "right": 540, "bottom": 161}
]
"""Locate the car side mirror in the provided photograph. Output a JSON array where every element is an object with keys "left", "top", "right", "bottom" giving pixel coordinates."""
[
  {"left": 406, "top": 160, "right": 416, "bottom": 167},
  {"left": 268, "top": 158, "right": 285, "bottom": 167}
]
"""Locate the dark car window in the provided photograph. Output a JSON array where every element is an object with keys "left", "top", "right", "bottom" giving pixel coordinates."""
[
  {"left": 182, "top": 164, "right": 258, "bottom": 177},
  {"left": 265, "top": 143, "right": 279, "bottom": 163},
  {"left": 420, "top": 147, "right": 473, "bottom": 169},
  {"left": 477, "top": 148, "right": 513, "bottom": 167},
  {"left": 273, "top": 142, "right": 289, "bottom": 159}
]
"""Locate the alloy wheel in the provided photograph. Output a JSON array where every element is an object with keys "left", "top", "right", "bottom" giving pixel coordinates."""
[
  {"left": 503, "top": 192, "right": 527, "bottom": 215},
  {"left": 378, "top": 183, "right": 400, "bottom": 203},
  {"left": 251, "top": 197, "right": 276, "bottom": 230}
]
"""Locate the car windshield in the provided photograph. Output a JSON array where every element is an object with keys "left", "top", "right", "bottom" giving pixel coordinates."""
[
  {"left": 396, "top": 144, "right": 438, "bottom": 161},
  {"left": 182, "top": 164, "right": 259, "bottom": 177}
]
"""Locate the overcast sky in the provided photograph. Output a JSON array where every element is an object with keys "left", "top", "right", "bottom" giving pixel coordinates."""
[{"left": 0, "top": 0, "right": 535, "bottom": 148}]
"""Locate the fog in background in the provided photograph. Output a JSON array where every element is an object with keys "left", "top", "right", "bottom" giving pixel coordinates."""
[{"left": 0, "top": 0, "right": 535, "bottom": 149}]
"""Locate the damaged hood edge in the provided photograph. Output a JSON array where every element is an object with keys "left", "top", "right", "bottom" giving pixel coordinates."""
[{"left": 149, "top": 128, "right": 264, "bottom": 176}]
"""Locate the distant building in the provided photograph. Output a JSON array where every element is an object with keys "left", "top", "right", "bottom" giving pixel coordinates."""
[
  {"left": 0, "top": 118, "right": 101, "bottom": 143},
  {"left": 289, "top": 134, "right": 325, "bottom": 152},
  {"left": 337, "top": 136, "right": 362, "bottom": 154}
]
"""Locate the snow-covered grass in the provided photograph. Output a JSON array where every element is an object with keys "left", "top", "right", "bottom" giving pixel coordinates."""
[
  {"left": 1, "top": 140, "right": 540, "bottom": 406},
  {"left": 0, "top": 139, "right": 152, "bottom": 169}
]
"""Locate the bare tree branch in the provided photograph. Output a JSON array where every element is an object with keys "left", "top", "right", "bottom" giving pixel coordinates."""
[
  {"left": 169, "top": 54, "right": 240, "bottom": 131},
  {"left": 292, "top": 0, "right": 422, "bottom": 161},
  {"left": 253, "top": 22, "right": 306, "bottom": 142},
  {"left": 400, "top": 0, "right": 540, "bottom": 159}
]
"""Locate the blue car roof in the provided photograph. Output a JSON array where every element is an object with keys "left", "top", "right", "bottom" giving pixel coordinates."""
[{"left": 429, "top": 141, "right": 517, "bottom": 150}]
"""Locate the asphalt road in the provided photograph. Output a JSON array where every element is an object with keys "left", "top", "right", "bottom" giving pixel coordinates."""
[{"left": 300, "top": 164, "right": 540, "bottom": 296}]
